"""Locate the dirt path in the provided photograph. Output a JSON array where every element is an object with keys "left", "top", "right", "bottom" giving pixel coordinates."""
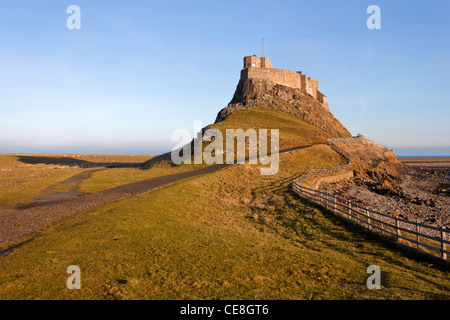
[
  {"left": 0, "top": 145, "right": 313, "bottom": 254},
  {"left": 0, "top": 164, "right": 229, "bottom": 252},
  {"left": 30, "top": 169, "right": 106, "bottom": 204}
]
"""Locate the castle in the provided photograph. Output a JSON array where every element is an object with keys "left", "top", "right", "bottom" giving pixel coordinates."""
[{"left": 241, "top": 55, "right": 328, "bottom": 108}]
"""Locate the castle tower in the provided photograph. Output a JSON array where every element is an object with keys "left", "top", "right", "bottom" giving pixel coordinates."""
[
  {"left": 243, "top": 55, "right": 261, "bottom": 68},
  {"left": 243, "top": 55, "right": 272, "bottom": 69},
  {"left": 261, "top": 57, "right": 272, "bottom": 68}
]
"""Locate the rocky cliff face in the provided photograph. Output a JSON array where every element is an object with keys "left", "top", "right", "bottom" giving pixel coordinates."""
[
  {"left": 215, "top": 77, "right": 352, "bottom": 138},
  {"left": 330, "top": 137, "right": 403, "bottom": 189}
]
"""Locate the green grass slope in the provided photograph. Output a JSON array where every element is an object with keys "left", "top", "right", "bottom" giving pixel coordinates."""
[
  {"left": 208, "top": 108, "right": 328, "bottom": 149},
  {"left": 0, "top": 144, "right": 448, "bottom": 299},
  {"left": 141, "top": 108, "right": 327, "bottom": 169},
  {"left": 84, "top": 109, "right": 328, "bottom": 193}
]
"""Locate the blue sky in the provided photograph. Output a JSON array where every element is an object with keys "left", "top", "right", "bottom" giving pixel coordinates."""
[{"left": 0, "top": 0, "right": 449, "bottom": 156}]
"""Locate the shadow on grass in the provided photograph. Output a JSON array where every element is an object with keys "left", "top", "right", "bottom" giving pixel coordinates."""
[
  {"left": 17, "top": 155, "right": 142, "bottom": 168},
  {"left": 291, "top": 189, "right": 450, "bottom": 273}
]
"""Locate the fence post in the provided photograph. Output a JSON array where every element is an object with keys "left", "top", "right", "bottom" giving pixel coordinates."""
[
  {"left": 441, "top": 227, "right": 447, "bottom": 260},
  {"left": 366, "top": 210, "right": 370, "bottom": 231},
  {"left": 348, "top": 202, "right": 352, "bottom": 220},
  {"left": 333, "top": 196, "right": 336, "bottom": 214},
  {"left": 326, "top": 194, "right": 330, "bottom": 210},
  {"left": 416, "top": 219, "right": 420, "bottom": 249},
  {"left": 395, "top": 218, "right": 401, "bottom": 240}
]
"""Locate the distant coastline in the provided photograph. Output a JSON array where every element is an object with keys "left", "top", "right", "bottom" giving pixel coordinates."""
[
  {"left": 397, "top": 156, "right": 450, "bottom": 158},
  {"left": 398, "top": 156, "right": 450, "bottom": 168}
]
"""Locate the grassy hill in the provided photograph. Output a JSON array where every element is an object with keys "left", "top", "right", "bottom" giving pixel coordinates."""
[
  {"left": 83, "top": 109, "right": 327, "bottom": 193},
  {"left": 208, "top": 108, "right": 328, "bottom": 149},
  {"left": 0, "top": 109, "right": 448, "bottom": 299}
]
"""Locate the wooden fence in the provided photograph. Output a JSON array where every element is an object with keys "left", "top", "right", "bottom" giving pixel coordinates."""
[{"left": 293, "top": 182, "right": 450, "bottom": 261}]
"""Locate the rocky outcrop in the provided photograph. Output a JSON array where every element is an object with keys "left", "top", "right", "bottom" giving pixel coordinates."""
[
  {"left": 215, "top": 77, "right": 352, "bottom": 138},
  {"left": 329, "top": 137, "right": 404, "bottom": 192}
]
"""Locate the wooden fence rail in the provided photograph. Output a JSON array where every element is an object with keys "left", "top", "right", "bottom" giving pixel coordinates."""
[{"left": 293, "top": 182, "right": 449, "bottom": 261}]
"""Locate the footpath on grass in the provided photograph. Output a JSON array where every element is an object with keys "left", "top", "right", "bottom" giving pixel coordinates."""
[{"left": 0, "top": 145, "right": 314, "bottom": 254}]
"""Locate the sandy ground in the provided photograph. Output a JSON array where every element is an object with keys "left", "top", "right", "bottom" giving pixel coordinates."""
[{"left": 320, "top": 158, "right": 450, "bottom": 228}]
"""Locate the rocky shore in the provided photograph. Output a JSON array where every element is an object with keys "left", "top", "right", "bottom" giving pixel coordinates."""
[{"left": 319, "top": 159, "right": 450, "bottom": 228}]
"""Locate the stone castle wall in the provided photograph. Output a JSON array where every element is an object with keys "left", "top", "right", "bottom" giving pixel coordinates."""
[
  {"left": 241, "top": 68, "right": 302, "bottom": 90},
  {"left": 260, "top": 57, "right": 272, "bottom": 68},
  {"left": 242, "top": 55, "right": 327, "bottom": 107}
]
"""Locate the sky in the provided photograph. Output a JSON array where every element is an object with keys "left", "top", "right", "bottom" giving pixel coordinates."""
[{"left": 0, "top": 0, "right": 449, "bottom": 156}]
